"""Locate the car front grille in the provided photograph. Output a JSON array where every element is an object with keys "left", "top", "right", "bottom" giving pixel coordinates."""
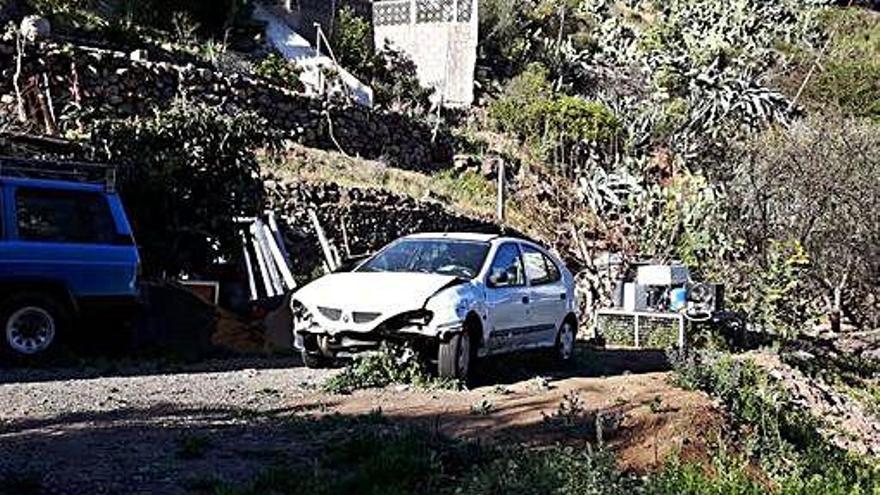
[
  {"left": 317, "top": 307, "right": 342, "bottom": 321},
  {"left": 352, "top": 312, "right": 381, "bottom": 324}
]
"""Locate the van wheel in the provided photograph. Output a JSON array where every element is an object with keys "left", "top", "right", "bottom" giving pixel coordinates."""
[
  {"left": 1, "top": 293, "right": 69, "bottom": 359},
  {"left": 438, "top": 332, "right": 471, "bottom": 380}
]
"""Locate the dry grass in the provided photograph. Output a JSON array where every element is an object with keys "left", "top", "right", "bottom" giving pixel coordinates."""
[{"left": 262, "top": 145, "right": 535, "bottom": 234}]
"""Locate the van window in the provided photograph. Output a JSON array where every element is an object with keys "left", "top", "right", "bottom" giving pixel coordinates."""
[{"left": 16, "top": 188, "right": 117, "bottom": 244}]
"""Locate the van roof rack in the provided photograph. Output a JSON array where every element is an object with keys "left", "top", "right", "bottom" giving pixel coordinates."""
[{"left": 0, "top": 156, "right": 117, "bottom": 192}]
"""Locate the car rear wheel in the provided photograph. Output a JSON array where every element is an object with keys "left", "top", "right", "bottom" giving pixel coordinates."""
[
  {"left": 438, "top": 332, "right": 471, "bottom": 380},
  {"left": 1, "top": 294, "right": 68, "bottom": 359},
  {"left": 556, "top": 319, "right": 576, "bottom": 362}
]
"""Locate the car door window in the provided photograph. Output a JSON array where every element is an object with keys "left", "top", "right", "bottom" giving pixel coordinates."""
[
  {"left": 15, "top": 188, "right": 117, "bottom": 244},
  {"left": 522, "top": 245, "right": 561, "bottom": 285},
  {"left": 487, "top": 243, "right": 525, "bottom": 287}
]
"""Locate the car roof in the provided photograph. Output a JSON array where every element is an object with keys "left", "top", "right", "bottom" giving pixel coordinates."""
[
  {"left": 0, "top": 176, "right": 107, "bottom": 193},
  {"left": 403, "top": 232, "right": 498, "bottom": 242},
  {"left": 402, "top": 232, "right": 539, "bottom": 246}
]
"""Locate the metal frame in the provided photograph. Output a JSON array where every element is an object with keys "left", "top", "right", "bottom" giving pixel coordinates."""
[
  {"left": 0, "top": 156, "right": 117, "bottom": 192},
  {"left": 595, "top": 308, "right": 686, "bottom": 350}
]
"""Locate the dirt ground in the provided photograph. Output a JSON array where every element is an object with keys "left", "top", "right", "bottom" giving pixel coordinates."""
[{"left": 0, "top": 347, "right": 722, "bottom": 494}]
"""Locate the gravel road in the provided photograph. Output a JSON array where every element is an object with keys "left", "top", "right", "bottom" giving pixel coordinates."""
[{"left": 0, "top": 358, "right": 337, "bottom": 495}]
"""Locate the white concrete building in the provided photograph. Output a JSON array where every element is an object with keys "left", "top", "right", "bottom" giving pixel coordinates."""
[{"left": 373, "top": 0, "right": 478, "bottom": 108}]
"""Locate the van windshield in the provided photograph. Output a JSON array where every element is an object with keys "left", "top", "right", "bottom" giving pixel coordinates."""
[{"left": 357, "top": 239, "right": 490, "bottom": 279}]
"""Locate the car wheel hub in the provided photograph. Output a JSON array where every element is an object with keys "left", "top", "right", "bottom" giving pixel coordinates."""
[
  {"left": 458, "top": 334, "right": 471, "bottom": 376},
  {"left": 560, "top": 323, "right": 574, "bottom": 359},
  {"left": 6, "top": 307, "right": 55, "bottom": 355}
]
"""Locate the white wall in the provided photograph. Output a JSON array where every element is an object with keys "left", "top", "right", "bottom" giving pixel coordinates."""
[{"left": 373, "top": 0, "right": 478, "bottom": 108}]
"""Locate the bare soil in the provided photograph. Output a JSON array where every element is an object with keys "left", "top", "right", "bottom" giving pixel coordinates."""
[{"left": 0, "top": 348, "right": 722, "bottom": 494}]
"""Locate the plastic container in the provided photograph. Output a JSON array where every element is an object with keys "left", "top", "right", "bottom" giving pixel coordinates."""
[{"left": 669, "top": 287, "right": 688, "bottom": 312}]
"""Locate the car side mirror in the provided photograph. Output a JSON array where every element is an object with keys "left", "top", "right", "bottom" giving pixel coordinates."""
[{"left": 489, "top": 269, "right": 510, "bottom": 287}]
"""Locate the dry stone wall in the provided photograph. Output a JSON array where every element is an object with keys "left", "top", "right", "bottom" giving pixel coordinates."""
[
  {"left": 0, "top": 36, "right": 452, "bottom": 170},
  {"left": 264, "top": 177, "right": 505, "bottom": 280}
]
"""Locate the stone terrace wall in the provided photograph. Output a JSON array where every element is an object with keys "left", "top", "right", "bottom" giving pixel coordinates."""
[
  {"left": 0, "top": 37, "right": 452, "bottom": 170},
  {"left": 264, "top": 177, "right": 505, "bottom": 280}
]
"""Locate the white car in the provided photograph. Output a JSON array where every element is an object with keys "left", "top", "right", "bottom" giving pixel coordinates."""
[{"left": 291, "top": 233, "right": 578, "bottom": 378}]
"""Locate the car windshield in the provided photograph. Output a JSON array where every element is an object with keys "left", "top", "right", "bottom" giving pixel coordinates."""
[{"left": 357, "top": 239, "right": 490, "bottom": 279}]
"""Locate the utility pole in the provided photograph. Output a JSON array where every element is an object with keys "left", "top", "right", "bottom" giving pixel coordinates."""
[{"left": 496, "top": 159, "right": 505, "bottom": 222}]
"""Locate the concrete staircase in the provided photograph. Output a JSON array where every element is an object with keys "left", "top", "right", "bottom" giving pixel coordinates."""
[{"left": 252, "top": 2, "right": 374, "bottom": 108}]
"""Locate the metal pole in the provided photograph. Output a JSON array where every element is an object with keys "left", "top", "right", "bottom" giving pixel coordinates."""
[
  {"left": 634, "top": 314, "right": 640, "bottom": 348},
  {"left": 496, "top": 159, "right": 505, "bottom": 222}
]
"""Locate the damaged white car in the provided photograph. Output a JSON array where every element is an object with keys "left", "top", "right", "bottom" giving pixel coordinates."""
[{"left": 291, "top": 233, "right": 578, "bottom": 379}]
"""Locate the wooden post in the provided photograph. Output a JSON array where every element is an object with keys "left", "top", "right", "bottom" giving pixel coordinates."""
[{"left": 496, "top": 159, "right": 505, "bottom": 222}]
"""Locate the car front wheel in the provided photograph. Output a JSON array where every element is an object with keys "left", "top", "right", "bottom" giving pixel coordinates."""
[{"left": 438, "top": 332, "right": 471, "bottom": 380}]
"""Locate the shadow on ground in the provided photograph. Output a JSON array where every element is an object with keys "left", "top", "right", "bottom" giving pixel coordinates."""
[
  {"left": 0, "top": 377, "right": 716, "bottom": 495},
  {"left": 470, "top": 344, "right": 670, "bottom": 387}
]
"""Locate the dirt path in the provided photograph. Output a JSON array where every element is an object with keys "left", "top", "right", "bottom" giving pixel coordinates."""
[{"left": 0, "top": 350, "right": 721, "bottom": 494}]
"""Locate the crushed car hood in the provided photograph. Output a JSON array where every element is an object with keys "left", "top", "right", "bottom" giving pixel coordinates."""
[{"left": 294, "top": 272, "right": 461, "bottom": 315}]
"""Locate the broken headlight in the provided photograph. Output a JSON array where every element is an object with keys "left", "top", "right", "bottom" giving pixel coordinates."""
[
  {"left": 385, "top": 309, "right": 434, "bottom": 329},
  {"left": 291, "top": 300, "right": 316, "bottom": 330}
]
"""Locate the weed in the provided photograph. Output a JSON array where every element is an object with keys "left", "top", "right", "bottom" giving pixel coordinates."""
[
  {"left": 532, "top": 375, "right": 553, "bottom": 391},
  {"left": 669, "top": 350, "right": 880, "bottom": 492},
  {"left": 470, "top": 398, "right": 494, "bottom": 416},
  {"left": 491, "top": 384, "right": 512, "bottom": 395},
  {"left": 649, "top": 395, "right": 663, "bottom": 414},
  {"left": 543, "top": 391, "right": 587, "bottom": 429},
  {"left": 322, "top": 343, "right": 459, "bottom": 394}
]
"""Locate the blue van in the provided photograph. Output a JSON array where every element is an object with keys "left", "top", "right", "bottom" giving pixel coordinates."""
[{"left": 0, "top": 167, "right": 140, "bottom": 358}]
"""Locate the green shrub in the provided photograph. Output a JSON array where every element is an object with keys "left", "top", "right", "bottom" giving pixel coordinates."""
[
  {"left": 730, "top": 240, "right": 811, "bottom": 338},
  {"left": 488, "top": 63, "right": 554, "bottom": 141},
  {"left": 489, "top": 63, "right": 619, "bottom": 165},
  {"left": 331, "top": 6, "right": 374, "bottom": 81},
  {"left": 91, "top": 101, "right": 273, "bottom": 277},
  {"left": 460, "top": 445, "right": 638, "bottom": 495},
  {"left": 645, "top": 450, "right": 766, "bottom": 495},
  {"left": 327, "top": 6, "right": 433, "bottom": 113},
  {"left": 544, "top": 95, "right": 621, "bottom": 148},
  {"left": 254, "top": 53, "right": 304, "bottom": 92},
  {"left": 799, "top": 8, "right": 880, "bottom": 121},
  {"left": 669, "top": 351, "right": 880, "bottom": 492}
]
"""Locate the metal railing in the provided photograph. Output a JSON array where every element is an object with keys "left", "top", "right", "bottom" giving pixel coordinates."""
[{"left": 595, "top": 308, "right": 686, "bottom": 350}]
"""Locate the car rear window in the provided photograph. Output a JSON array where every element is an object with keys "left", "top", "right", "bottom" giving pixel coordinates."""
[
  {"left": 522, "top": 245, "right": 562, "bottom": 285},
  {"left": 15, "top": 188, "right": 117, "bottom": 244}
]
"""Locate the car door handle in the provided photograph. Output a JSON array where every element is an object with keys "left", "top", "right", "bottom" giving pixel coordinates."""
[{"left": 522, "top": 296, "right": 530, "bottom": 305}]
